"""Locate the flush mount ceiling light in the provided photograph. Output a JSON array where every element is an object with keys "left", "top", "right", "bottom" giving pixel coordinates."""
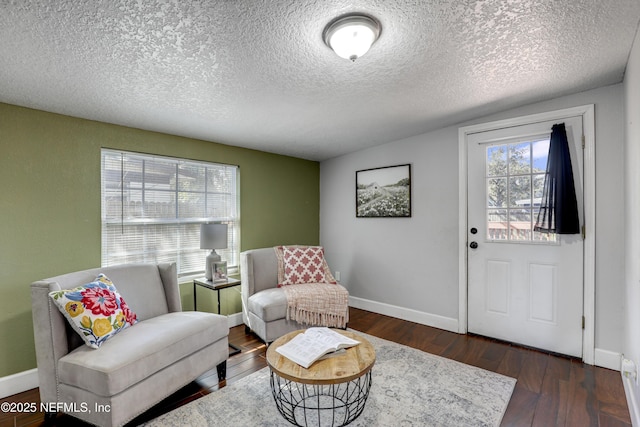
[{"left": 323, "top": 13, "right": 381, "bottom": 62}]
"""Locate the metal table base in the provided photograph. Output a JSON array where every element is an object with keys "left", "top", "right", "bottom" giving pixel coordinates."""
[{"left": 269, "top": 370, "right": 372, "bottom": 427}]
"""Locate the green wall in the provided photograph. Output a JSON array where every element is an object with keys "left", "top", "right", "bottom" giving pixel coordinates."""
[{"left": 0, "top": 102, "right": 320, "bottom": 377}]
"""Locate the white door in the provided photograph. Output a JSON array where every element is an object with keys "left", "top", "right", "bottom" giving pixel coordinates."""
[{"left": 467, "top": 116, "right": 584, "bottom": 357}]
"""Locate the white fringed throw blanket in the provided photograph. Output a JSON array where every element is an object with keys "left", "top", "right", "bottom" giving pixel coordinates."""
[{"left": 281, "top": 283, "right": 349, "bottom": 328}]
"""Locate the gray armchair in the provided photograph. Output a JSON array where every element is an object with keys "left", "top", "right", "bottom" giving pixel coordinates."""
[
  {"left": 240, "top": 247, "right": 349, "bottom": 343},
  {"left": 31, "top": 263, "right": 229, "bottom": 427}
]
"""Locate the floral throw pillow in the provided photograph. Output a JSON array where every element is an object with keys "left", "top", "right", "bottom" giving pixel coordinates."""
[
  {"left": 279, "top": 246, "right": 329, "bottom": 286},
  {"left": 49, "top": 274, "right": 138, "bottom": 349}
]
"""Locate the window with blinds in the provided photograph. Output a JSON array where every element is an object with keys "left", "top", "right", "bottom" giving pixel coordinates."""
[{"left": 101, "top": 149, "right": 239, "bottom": 277}]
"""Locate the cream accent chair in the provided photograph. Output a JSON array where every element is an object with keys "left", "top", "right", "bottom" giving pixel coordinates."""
[
  {"left": 240, "top": 247, "right": 348, "bottom": 343},
  {"left": 31, "top": 263, "right": 229, "bottom": 427}
]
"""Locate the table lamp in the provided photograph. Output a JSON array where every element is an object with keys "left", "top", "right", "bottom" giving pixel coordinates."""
[{"left": 200, "top": 223, "right": 228, "bottom": 281}]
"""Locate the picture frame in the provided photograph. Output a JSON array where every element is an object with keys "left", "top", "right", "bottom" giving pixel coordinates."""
[
  {"left": 356, "top": 164, "right": 411, "bottom": 218},
  {"left": 212, "top": 261, "right": 228, "bottom": 283}
]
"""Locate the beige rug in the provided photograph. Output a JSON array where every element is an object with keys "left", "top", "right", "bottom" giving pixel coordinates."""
[{"left": 143, "top": 332, "right": 516, "bottom": 426}]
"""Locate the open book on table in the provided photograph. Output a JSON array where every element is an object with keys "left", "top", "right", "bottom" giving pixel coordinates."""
[{"left": 276, "top": 327, "right": 360, "bottom": 369}]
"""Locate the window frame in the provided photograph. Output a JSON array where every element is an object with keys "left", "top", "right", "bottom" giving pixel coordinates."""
[{"left": 100, "top": 149, "right": 240, "bottom": 277}]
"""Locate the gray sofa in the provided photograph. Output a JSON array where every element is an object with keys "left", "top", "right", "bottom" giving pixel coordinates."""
[
  {"left": 30, "top": 263, "right": 229, "bottom": 427},
  {"left": 240, "top": 247, "right": 348, "bottom": 343}
]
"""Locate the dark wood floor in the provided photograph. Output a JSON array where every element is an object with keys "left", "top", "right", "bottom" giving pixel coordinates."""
[{"left": 1, "top": 307, "right": 631, "bottom": 427}]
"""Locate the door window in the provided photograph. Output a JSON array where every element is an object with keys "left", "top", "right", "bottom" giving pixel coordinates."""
[{"left": 485, "top": 137, "right": 556, "bottom": 243}]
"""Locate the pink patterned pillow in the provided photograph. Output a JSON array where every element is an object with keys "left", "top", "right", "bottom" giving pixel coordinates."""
[
  {"left": 274, "top": 246, "right": 337, "bottom": 286},
  {"left": 280, "top": 246, "right": 328, "bottom": 286}
]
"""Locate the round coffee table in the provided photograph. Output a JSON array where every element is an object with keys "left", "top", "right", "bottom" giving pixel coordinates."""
[{"left": 266, "top": 329, "right": 376, "bottom": 427}]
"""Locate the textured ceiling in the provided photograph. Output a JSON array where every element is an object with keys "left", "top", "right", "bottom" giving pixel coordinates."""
[{"left": 1, "top": 1, "right": 640, "bottom": 161}]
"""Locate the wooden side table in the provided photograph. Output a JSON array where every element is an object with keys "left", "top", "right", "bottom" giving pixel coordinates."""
[
  {"left": 266, "top": 329, "right": 376, "bottom": 427},
  {"left": 193, "top": 277, "right": 242, "bottom": 355}
]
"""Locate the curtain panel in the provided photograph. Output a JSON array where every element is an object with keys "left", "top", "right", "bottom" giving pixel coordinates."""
[{"left": 534, "top": 123, "right": 580, "bottom": 234}]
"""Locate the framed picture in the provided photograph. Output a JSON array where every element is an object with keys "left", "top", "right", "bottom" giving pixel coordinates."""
[
  {"left": 356, "top": 164, "right": 411, "bottom": 218},
  {"left": 212, "top": 261, "right": 228, "bottom": 283}
]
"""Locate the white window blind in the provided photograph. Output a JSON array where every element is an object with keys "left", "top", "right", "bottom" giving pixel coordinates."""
[{"left": 101, "top": 149, "right": 239, "bottom": 277}]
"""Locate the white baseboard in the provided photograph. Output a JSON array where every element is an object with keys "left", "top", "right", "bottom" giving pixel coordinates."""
[
  {"left": 0, "top": 368, "right": 38, "bottom": 399},
  {"left": 227, "top": 312, "right": 243, "bottom": 328},
  {"left": 623, "top": 373, "right": 640, "bottom": 427},
  {"left": 594, "top": 348, "right": 621, "bottom": 371},
  {"left": 349, "top": 296, "right": 459, "bottom": 333}
]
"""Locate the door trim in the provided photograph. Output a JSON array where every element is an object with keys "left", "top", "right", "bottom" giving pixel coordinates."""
[{"left": 458, "top": 104, "right": 595, "bottom": 364}]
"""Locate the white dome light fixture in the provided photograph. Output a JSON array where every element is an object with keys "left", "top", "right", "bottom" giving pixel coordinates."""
[{"left": 323, "top": 13, "right": 381, "bottom": 62}]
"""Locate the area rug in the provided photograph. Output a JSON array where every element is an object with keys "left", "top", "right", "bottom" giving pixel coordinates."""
[{"left": 142, "top": 332, "right": 516, "bottom": 427}]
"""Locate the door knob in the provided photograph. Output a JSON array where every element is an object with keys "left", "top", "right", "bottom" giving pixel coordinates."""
[{"left": 469, "top": 241, "right": 478, "bottom": 249}]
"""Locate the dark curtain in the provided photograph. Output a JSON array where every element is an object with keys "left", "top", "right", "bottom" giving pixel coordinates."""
[{"left": 534, "top": 123, "right": 580, "bottom": 234}]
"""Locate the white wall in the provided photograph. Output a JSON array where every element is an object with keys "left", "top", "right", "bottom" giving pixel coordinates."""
[
  {"left": 321, "top": 84, "right": 626, "bottom": 359},
  {"left": 623, "top": 27, "right": 640, "bottom": 424},
  {"left": 321, "top": 126, "right": 460, "bottom": 329}
]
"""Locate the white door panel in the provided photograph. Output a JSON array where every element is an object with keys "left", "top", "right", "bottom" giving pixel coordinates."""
[{"left": 467, "top": 116, "right": 584, "bottom": 357}]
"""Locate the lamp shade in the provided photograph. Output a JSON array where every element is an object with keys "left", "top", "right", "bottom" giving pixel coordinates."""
[
  {"left": 200, "top": 223, "right": 228, "bottom": 250},
  {"left": 323, "top": 14, "right": 381, "bottom": 61}
]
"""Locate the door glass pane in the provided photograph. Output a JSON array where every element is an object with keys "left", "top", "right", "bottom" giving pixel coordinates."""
[
  {"left": 487, "top": 178, "right": 507, "bottom": 208},
  {"left": 487, "top": 209, "right": 508, "bottom": 240},
  {"left": 532, "top": 209, "right": 557, "bottom": 242},
  {"left": 509, "top": 142, "right": 531, "bottom": 174},
  {"left": 531, "top": 138, "right": 549, "bottom": 215},
  {"left": 509, "top": 209, "right": 531, "bottom": 240},
  {"left": 487, "top": 146, "right": 507, "bottom": 176},
  {"left": 533, "top": 230, "right": 558, "bottom": 242},
  {"left": 532, "top": 138, "right": 550, "bottom": 172},
  {"left": 508, "top": 176, "right": 531, "bottom": 207},
  {"left": 533, "top": 174, "right": 545, "bottom": 202}
]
